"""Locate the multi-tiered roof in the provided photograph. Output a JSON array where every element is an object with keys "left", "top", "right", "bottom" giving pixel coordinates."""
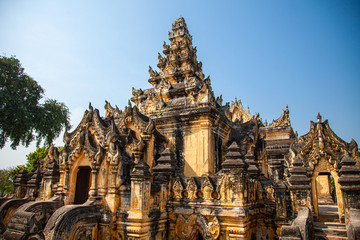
[
  {"left": 149, "top": 17, "right": 204, "bottom": 85},
  {"left": 131, "top": 17, "right": 216, "bottom": 116}
]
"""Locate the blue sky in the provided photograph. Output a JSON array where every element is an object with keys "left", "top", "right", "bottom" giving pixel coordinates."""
[{"left": 1, "top": 1, "right": 359, "bottom": 168}]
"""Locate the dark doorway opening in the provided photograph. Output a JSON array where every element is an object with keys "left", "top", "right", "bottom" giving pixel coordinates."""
[
  {"left": 74, "top": 166, "right": 91, "bottom": 204},
  {"left": 196, "top": 232, "right": 204, "bottom": 240}
]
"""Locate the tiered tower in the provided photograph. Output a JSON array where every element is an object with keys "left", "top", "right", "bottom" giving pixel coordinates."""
[{"left": 132, "top": 17, "right": 230, "bottom": 177}]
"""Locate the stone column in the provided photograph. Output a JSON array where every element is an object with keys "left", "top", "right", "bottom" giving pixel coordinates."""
[
  {"left": 127, "top": 160, "right": 152, "bottom": 239},
  {"left": 106, "top": 164, "right": 119, "bottom": 212},
  {"left": 338, "top": 154, "right": 360, "bottom": 224},
  {"left": 221, "top": 141, "right": 247, "bottom": 205},
  {"left": 89, "top": 167, "right": 98, "bottom": 198},
  {"left": 288, "top": 157, "right": 311, "bottom": 216}
]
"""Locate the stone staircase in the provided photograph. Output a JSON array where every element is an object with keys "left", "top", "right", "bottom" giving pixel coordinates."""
[{"left": 314, "top": 222, "right": 348, "bottom": 240}]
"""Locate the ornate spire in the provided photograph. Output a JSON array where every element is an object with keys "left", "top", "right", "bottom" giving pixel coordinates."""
[
  {"left": 168, "top": 17, "right": 192, "bottom": 41},
  {"left": 148, "top": 17, "right": 204, "bottom": 86},
  {"left": 317, "top": 112, "right": 322, "bottom": 123}
]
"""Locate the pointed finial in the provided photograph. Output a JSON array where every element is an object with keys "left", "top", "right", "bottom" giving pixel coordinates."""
[
  {"left": 286, "top": 105, "right": 289, "bottom": 112},
  {"left": 89, "top": 102, "right": 93, "bottom": 112},
  {"left": 128, "top": 100, "right": 132, "bottom": 108},
  {"left": 317, "top": 112, "right": 322, "bottom": 123}
]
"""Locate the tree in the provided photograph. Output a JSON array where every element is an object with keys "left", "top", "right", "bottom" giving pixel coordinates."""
[
  {"left": 0, "top": 55, "right": 71, "bottom": 149},
  {"left": 0, "top": 168, "right": 13, "bottom": 196},
  {"left": 7, "top": 147, "right": 49, "bottom": 182}
]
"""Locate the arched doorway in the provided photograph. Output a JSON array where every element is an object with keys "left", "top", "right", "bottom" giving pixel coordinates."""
[
  {"left": 315, "top": 173, "right": 338, "bottom": 221},
  {"left": 311, "top": 158, "right": 344, "bottom": 222},
  {"left": 74, "top": 166, "right": 92, "bottom": 204}
]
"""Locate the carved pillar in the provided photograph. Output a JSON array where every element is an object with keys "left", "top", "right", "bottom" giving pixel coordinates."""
[
  {"left": 106, "top": 163, "right": 119, "bottom": 213},
  {"left": 129, "top": 160, "right": 151, "bottom": 217},
  {"left": 89, "top": 167, "right": 98, "bottom": 197},
  {"left": 274, "top": 181, "right": 287, "bottom": 219},
  {"left": 127, "top": 160, "right": 152, "bottom": 239},
  {"left": 56, "top": 164, "right": 65, "bottom": 195},
  {"left": 288, "top": 157, "right": 311, "bottom": 216},
  {"left": 63, "top": 164, "right": 70, "bottom": 193},
  {"left": 56, "top": 150, "right": 67, "bottom": 195},
  {"left": 97, "top": 162, "right": 108, "bottom": 196},
  {"left": 221, "top": 141, "right": 247, "bottom": 205},
  {"left": 338, "top": 154, "right": 360, "bottom": 224}
]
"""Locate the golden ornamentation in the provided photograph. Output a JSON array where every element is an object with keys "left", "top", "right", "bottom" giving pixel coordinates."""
[
  {"left": 187, "top": 178, "right": 197, "bottom": 201},
  {"left": 269, "top": 105, "right": 290, "bottom": 127},
  {"left": 202, "top": 177, "right": 213, "bottom": 201},
  {"left": 209, "top": 216, "right": 220, "bottom": 239},
  {"left": 173, "top": 178, "right": 183, "bottom": 200}
]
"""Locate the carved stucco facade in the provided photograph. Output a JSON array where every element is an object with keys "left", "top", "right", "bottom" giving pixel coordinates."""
[{"left": 0, "top": 18, "right": 359, "bottom": 240}]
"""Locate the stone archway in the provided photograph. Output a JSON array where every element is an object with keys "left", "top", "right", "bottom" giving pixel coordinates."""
[
  {"left": 311, "top": 158, "right": 344, "bottom": 222},
  {"left": 67, "top": 153, "right": 93, "bottom": 205}
]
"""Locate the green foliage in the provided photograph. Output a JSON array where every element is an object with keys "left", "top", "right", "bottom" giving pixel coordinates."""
[
  {"left": 329, "top": 175, "right": 337, "bottom": 203},
  {"left": 7, "top": 146, "right": 63, "bottom": 184},
  {"left": 0, "top": 168, "right": 13, "bottom": 196},
  {"left": 0, "top": 55, "right": 71, "bottom": 149},
  {"left": 8, "top": 165, "right": 26, "bottom": 182},
  {"left": 8, "top": 147, "right": 49, "bottom": 181},
  {"left": 26, "top": 147, "right": 49, "bottom": 172}
]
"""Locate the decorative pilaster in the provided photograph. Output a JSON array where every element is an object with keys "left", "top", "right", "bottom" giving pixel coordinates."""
[
  {"left": 88, "top": 166, "right": 98, "bottom": 198},
  {"left": 221, "top": 142, "right": 247, "bottom": 205},
  {"left": 127, "top": 159, "right": 152, "bottom": 239}
]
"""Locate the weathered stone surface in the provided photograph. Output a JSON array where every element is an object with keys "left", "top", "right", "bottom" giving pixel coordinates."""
[{"left": 1, "top": 18, "right": 359, "bottom": 240}]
